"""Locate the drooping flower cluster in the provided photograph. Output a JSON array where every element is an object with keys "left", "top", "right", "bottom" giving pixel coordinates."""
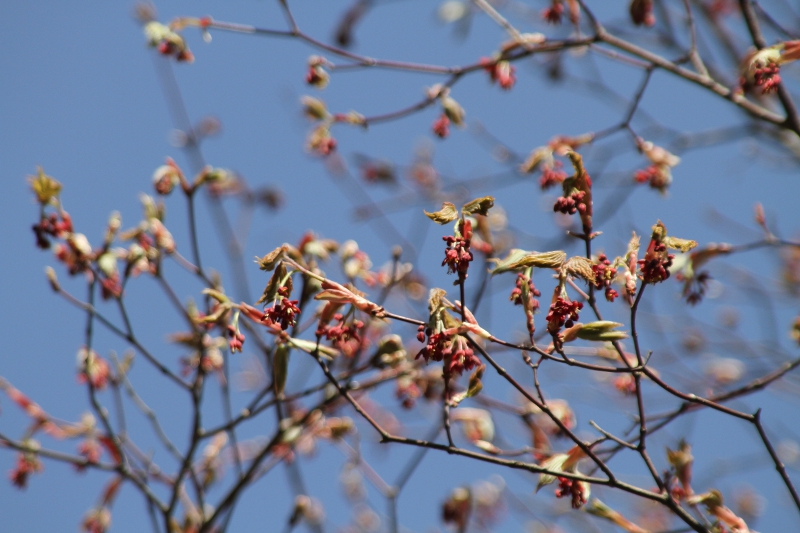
[
  {"left": 316, "top": 313, "right": 364, "bottom": 345},
  {"left": 9, "top": 449, "right": 43, "bottom": 489},
  {"left": 740, "top": 42, "right": 800, "bottom": 95},
  {"left": 143, "top": 21, "right": 194, "bottom": 62},
  {"left": 638, "top": 239, "right": 673, "bottom": 284},
  {"left": 32, "top": 212, "right": 73, "bottom": 249},
  {"left": 556, "top": 477, "right": 588, "bottom": 509},
  {"left": 510, "top": 273, "right": 541, "bottom": 309},
  {"left": 76, "top": 438, "right": 103, "bottom": 470},
  {"left": 553, "top": 191, "right": 587, "bottom": 216},
  {"left": 263, "top": 286, "right": 301, "bottom": 330},
  {"left": 546, "top": 298, "right": 583, "bottom": 336},
  {"left": 753, "top": 63, "right": 781, "bottom": 93},
  {"left": 77, "top": 348, "right": 111, "bottom": 390},
  {"left": 416, "top": 330, "right": 480, "bottom": 378},
  {"left": 633, "top": 140, "right": 680, "bottom": 194},
  {"left": 552, "top": 152, "right": 593, "bottom": 231},
  {"left": 539, "top": 161, "right": 567, "bottom": 190},
  {"left": 305, "top": 56, "right": 330, "bottom": 89},
  {"left": 591, "top": 254, "right": 619, "bottom": 302},
  {"left": 442, "top": 219, "right": 474, "bottom": 281},
  {"left": 542, "top": 2, "right": 564, "bottom": 24},
  {"left": 432, "top": 114, "right": 450, "bottom": 139},
  {"left": 227, "top": 324, "right": 245, "bottom": 353}
]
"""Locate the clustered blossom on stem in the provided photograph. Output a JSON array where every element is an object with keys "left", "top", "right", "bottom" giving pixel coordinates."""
[
  {"left": 546, "top": 298, "right": 583, "bottom": 345},
  {"left": 542, "top": 1, "right": 564, "bottom": 24},
  {"left": 305, "top": 56, "right": 330, "bottom": 89},
  {"left": 152, "top": 158, "right": 185, "bottom": 195},
  {"left": 480, "top": 58, "right": 516, "bottom": 90},
  {"left": 541, "top": 0, "right": 579, "bottom": 25},
  {"left": 32, "top": 211, "right": 73, "bottom": 249},
  {"left": 9, "top": 448, "right": 42, "bottom": 489},
  {"left": 263, "top": 286, "right": 301, "bottom": 331},
  {"left": 432, "top": 114, "right": 450, "bottom": 139},
  {"left": 519, "top": 135, "right": 594, "bottom": 192},
  {"left": 227, "top": 324, "right": 245, "bottom": 353},
  {"left": 510, "top": 273, "right": 540, "bottom": 308},
  {"left": 77, "top": 348, "right": 111, "bottom": 391},
  {"left": 416, "top": 329, "right": 481, "bottom": 379},
  {"left": 553, "top": 152, "right": 593, "bottom": 232},
  {"left": 81, "top": 507, "right": 111, "bottom": 533},
  {"left": 442, "top": 219, "right": 474, "bottom": 281},
  {"left": 740, "top": 41, "right": 800, "bottom": 95},
  {"left": 633, "top": 139, "right": 680, "bottom": 194},
  {"left": 429, "top": 86, "right": 465, "bottom": 139},
  {"left": 143, "top": 21, "right": 194, "bottom": 62},
  {"left": 553, "top": 191, "right": 587, "bottom": 215},
  {"left": 638, "top": 238, "right": 673, "bottom": 284},
  {"left": 591, "top": 254, "right": 619, "bottom": 302},
  {"left": 76, "top": 438, "right": 103, "bottom": 471},
  {"left": 556, "top": 477, "right": 588, "bottom": 509},
  {"left": 316, "top": 313, "right": 364, "bottom": 345},
  {"left": 637, "top": 221, "right": 697, "bottom": 285},
  {"left": 540, "top": 161, "right": 567, "bottom": 190}
]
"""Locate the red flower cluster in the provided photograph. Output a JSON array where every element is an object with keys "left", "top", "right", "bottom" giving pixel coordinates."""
[
  {"left": 227, "top": 324, "right": 245, "bottom": 353},
  {"left": 638, "top": 239, "right": 673, "bottom": 284},
  {"left": 553, "top": 191, "right": 588, "bottom": 215},
  {"left": 9, "top": 452, "right": 42, "bottom": 489},
  {"left": 263, "top": 287, "right": 301, "bottom": 330},
  {"left": 556, "top": 477, "right": 587, "bottom": 509},
  {"left": 510, "top": 273, "right": 541, "bottom": 310},
  {"left": 613, "top": 374, "right": 637, "bottom": 395},
  {"left": 592, "top": 254, "right": 619, "bottom": 302},
  {"left": 432, "top": 114, "right": 450, "bottom": 139},
  {"left": 416, "top": 331, "right": 480, "bottom": 378},
  {"left": 542, "top": 3, "right": 564, "bottom": 24},
  {"left": 100, "top": 274, "right": 122, "bottom": 300},
  {"left": 76, "top": 439, "right": 102, "bottom": 471},
  {"left": 442, "top": 220, "right": 474, "bottom": 281},
  {"left": 481, "top": 59, "right": 516, "bottom": 90},
  {"left": 634, "top": 165, "right": 670, "bottom": 192},
  {"left": 32, "top": 212, "right": 72, "bottom": 249},
  {"left": 546, "top": 298, "right": 583, "bottom": 335},
  {"left": 539, "top": 162, "right": 567, "bottom": 191},
  {"left": 317, "top": 313, "right": 364, "bottom": 344},
  {"left": 753, "top": 63, "right": 781, "bottom": 93}
]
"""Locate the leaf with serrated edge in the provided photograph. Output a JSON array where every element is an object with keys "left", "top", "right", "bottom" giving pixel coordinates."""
[
  {"left": 424, "top": 202, "right": 459, "bottom": 224},
  {"left": 462, "top": 196, "right": 494, "bottom": 216},
  {"left": 565, "top": 256, "right": 595, "bottom": 282}
]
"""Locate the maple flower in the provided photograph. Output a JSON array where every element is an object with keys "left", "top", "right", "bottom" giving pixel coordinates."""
[
  {"left": 591, "top": 254, "right": 619, "bottom": 302},
  {"left": 556, "top": 476, "right": 588, "bottom": 509},
  {"left": 263, "top": 286, "right": 301, "bottom": 331},
  {"left": 77, "top": 348, "right": 111, "bottom": 390},
  {"left": 9, "top": 448, "right": 42, "bottom": 489},
  {"left": 432, "top": 114, "right": 450, "bottom": 138},
  {"left": 542, "top": 1, "right": 564, "bottom": 24},
  {"left": 546, "top": 298, "right": 583, "bottom": 339},
  {"left": 481, "top": 58, "right": 516, "bottom": 90},
  {"left": 442, "top": 219, "right": 474, "bottom": 281},
  {"left": 227, "top": 324, "right": 245, "bottom": 353}
]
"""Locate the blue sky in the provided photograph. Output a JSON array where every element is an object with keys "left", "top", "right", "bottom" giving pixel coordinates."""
[{"left": 2, "top": 1, "right": 800, "bottom": 532}]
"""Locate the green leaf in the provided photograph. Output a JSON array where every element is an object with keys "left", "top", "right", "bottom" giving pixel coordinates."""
[
  {"left": 424, "top": 202, "right": 459, "bottom": 224},
  {"left": 461, "top": 196, "right": 494, "bottom": 216}
]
